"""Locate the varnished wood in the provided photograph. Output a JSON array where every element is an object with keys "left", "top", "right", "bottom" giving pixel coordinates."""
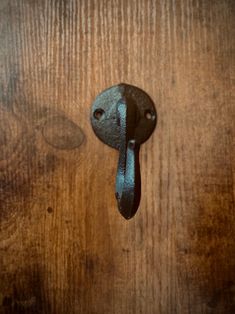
[{"left": 0, "top": 0, "right": 234, "bottom": 313}]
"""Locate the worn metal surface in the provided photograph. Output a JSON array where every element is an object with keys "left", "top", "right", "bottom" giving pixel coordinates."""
[{"left": 91, "top": 84, "right": 157, "bottom": 219}]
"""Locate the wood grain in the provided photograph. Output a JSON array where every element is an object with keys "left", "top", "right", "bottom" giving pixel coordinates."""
[{"left": 0, "top": 0, "right": 234, "bottom": 313}]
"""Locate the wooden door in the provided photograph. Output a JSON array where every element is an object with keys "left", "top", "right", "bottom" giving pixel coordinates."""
[{"left": 0, "top": 1, "right": 234, "bottom": 313}]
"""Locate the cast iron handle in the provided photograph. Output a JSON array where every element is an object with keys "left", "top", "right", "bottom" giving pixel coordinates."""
[
  {"left": 115, "top": 99, "right": 141, "bottom": 219},
  {"left": 91, "top": 83, "right": 157, "bottom": 219}
]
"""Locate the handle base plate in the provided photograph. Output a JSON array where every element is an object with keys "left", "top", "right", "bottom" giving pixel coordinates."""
[{"left": 91, "top": 83, "right": 157, "bottom": 149}]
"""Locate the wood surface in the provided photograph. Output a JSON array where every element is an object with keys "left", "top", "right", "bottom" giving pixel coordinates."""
[{"left": 0, "top": 0, "right": 234, "bottom": 313}]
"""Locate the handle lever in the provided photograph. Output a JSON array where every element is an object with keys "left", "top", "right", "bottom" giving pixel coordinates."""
[
  {"left": 115, "top": 99, "right": 141, "bottom": 219},
  {"left": 91, "top": 83, "right": 157, "bottom": 219}
]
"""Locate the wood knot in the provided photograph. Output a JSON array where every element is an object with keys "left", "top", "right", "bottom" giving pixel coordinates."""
[{"left": 42, "top": 116, "right": 84, "bottom": 150}]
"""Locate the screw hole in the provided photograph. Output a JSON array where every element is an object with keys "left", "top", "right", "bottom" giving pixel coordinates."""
[
  {"left": 94, "top": 109, "right": 105, "bottom": 120},
  {"left": 145, "top": 109, "right": 155, "bottom": 121},
  {"left": 128, "top": 141, "right": 135, "bottom": 149}
]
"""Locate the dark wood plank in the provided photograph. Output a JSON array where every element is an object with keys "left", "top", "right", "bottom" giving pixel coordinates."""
[{"left": 0, "top": 0, "right": 234, "bottom": 313}]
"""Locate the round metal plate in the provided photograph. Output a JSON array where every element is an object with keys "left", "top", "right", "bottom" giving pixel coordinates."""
[{"left": 90, "top": 83, "right": 157, "bottom": 149}]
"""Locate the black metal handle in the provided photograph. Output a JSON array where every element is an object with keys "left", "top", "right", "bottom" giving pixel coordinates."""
[
  {"left": 91, "top": 83, "right": 157, "bottom": 219},
  {"left": 115, "top": 99, "right": 141, "bottom": 219}
]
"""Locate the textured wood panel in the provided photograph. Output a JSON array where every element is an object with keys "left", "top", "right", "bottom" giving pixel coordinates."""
[{"left": 0, "top": 0, "right": 234, "bottom": 313}]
